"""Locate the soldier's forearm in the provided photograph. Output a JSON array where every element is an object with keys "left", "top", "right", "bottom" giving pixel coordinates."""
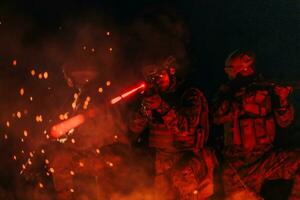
[{"left": 274, "top": 104, "right": 295, "bottom": 127}]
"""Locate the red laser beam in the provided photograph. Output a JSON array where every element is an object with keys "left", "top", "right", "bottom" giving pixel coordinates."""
[
  {"left": 110, "top": 83, "right": 146, "bottom": 104},
  {"left": 50, "top": 83, "right": 146, "bottom": 138}
]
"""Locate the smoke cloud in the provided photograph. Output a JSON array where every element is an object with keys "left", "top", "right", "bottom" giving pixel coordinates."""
[{"left": 0, "top": 2, "right": 189, "bottom": 199}]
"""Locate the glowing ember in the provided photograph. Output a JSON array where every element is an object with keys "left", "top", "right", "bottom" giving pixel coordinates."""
[
  {"left": 19, "top": 88, "right": 25, "bottom": 96},
  {"left": 106, "top": 161, "right": 114, "bottom": 167},
  {"left": 6, "top": 121, "right": 10, "bottom": 127},
  {"left": 72, "top": 102, "right": 76, "bottom": 109},
  {"left": 30, "top": 69, "right": 36, "bottom": 76},
  {"left": 43, "top": 72, "right": 48, "bottom": 79},
  {"left": 17, "top": 111, "right": 22, "bottom": 118},
  {"left": 83, "top": 96, "right": 91, "bottom": 109},
  {"left": 59, "top": 114, "right": 64, "bottom": 120},
  {"left": 70, "top": 170, "right": 75, "bottom": 176},
  {"left": 109, "top": 47, "right": 113, "bottom": 52},
  {"left": 106, "top": 81, "right": 111, "bottom": 86},
  {"left": 45, "top": 159, "right": 49, "bottom": 164},
  {"left": 30, "top": 96, "right": 33, "bottom": 101},
  {"left": 4, "top": 134, "right": 8, "bottom": 139},
  {"left": 35, "top": 115, "right": 43, "bottom": 122},
  {"left": 193, "top": 190, "right": 198, "bottom": 195},
  {"left": 70, "top": 188, "right": 74, "bottom": 193},
  {"left": 96, "top": 148, "right": 100, "bottom": 154},
  {"left": 68, "top": 129, "right": 74, "bottom": 134},
  {"left": 106, "top": 31, "right": 110, "bottom": 36},
  {"left": 12, "top": 59, "right": 17, "bottom": 66},
  {"left": 29, "top": 152, "right": 34, "bottom": 157},
  {"left": 23, "top": 130, "right": 28, "bottom": 137},
  {"left": 71, "top": 138, "right": 75, "bottom": 144},
  {"left": 38, "top": 182, "right": 44, "bottom": 188},
  {"left": 49, "top": 168, "right": 55, "bottom": 173},
  {"left": 79, "top": 161, "right": 84, "bottom": 167},
  {"left": 64, "top": 113, "right": 69, "bottom": 119},
  {"left": 98, "top": 87, "right": 103, "bottom": 93},
  {"left": 13, "top": 155, "right": 17, "bottom": 160},
  {"left": 41, "top": 149, "right": 45, "bottom": 154},
  {"left": 38, "top": 73, "right": 43, "bottom": 79}
]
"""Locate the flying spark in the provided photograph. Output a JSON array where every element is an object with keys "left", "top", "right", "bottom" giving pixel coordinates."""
[
  {"left": 19, "top": 88, "right": 25, "bottom": 96},
  {"left": 30, "top": 69, "right": 36, "bottom": 76}
]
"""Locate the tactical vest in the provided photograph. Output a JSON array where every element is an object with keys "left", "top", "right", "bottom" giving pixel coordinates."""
[
  {"left": 148, "top": 88, "right": 209, "bottom": 152},
  {"left": 224, "top": 88, "right": 275, "bottom": 151}
]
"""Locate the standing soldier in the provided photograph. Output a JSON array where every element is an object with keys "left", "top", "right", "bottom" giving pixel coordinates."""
[
  {"left": 129, "top": 57, "right": 217, "bottom": 200},
  {"left": 213, "top": 50, "right": 300, "bottom": 199}
]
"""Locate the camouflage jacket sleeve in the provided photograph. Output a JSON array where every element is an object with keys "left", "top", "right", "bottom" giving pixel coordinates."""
[
  {"left": 273, "top": 86, "right": 295, "bottom": 127},
  {"left": 213, "top": 99, "right": 234, "bottom": 125},
  {"left": 177, "top": 88, "right": 210, "bottom": 148},
  {"left": 212, "top": 85, "right": 234, "bottom": 125}
]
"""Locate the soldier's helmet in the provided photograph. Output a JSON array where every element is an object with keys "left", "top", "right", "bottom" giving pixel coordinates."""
[
  {"left": 224, "top": 50, "right": 256, "bottom": 80},
  {"left": 142, "top": 56, "right": 177, "bottom": 92}
]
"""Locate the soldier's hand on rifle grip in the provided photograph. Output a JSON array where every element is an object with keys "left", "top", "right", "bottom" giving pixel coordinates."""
[
  {"left": 139, "top": 95, "right": 163, "bottom": 118},
  {"left": 141, "top": 95, "right": 162, "bottom": 111}
]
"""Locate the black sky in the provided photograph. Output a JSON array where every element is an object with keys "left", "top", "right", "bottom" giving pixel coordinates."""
[{"left": 2, "top": 0, "right": 299, "bottom": 95}]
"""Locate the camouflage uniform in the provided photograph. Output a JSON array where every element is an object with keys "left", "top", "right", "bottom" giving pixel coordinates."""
[
  {"left": 213, "top": 75, "right": 300, "bottom": 200},
  {"left": 129, "top": 87, "right": 217, "bottom": 200}
]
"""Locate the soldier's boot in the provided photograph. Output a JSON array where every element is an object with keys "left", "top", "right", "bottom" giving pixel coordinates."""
[{"left": 289, "top": 174, "right": 300, "bottom": 200}]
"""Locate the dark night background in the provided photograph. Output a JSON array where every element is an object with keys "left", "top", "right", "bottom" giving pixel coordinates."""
[
  {"left": 1, "top": 0, "right": 299, "bottom": 94},
  {"left": 0, "top": 0, "right": 299, "bottom": 199}
]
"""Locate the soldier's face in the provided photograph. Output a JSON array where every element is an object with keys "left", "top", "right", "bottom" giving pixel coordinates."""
[
  {"left": 157, "top": 70, "right": 170, "bottom": 92},
  {"left": 224, "top": 56, "right": 254, "bottom": 80},
  {"left": 224, "top": 65, "right": 238, "bottom": 80}
]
